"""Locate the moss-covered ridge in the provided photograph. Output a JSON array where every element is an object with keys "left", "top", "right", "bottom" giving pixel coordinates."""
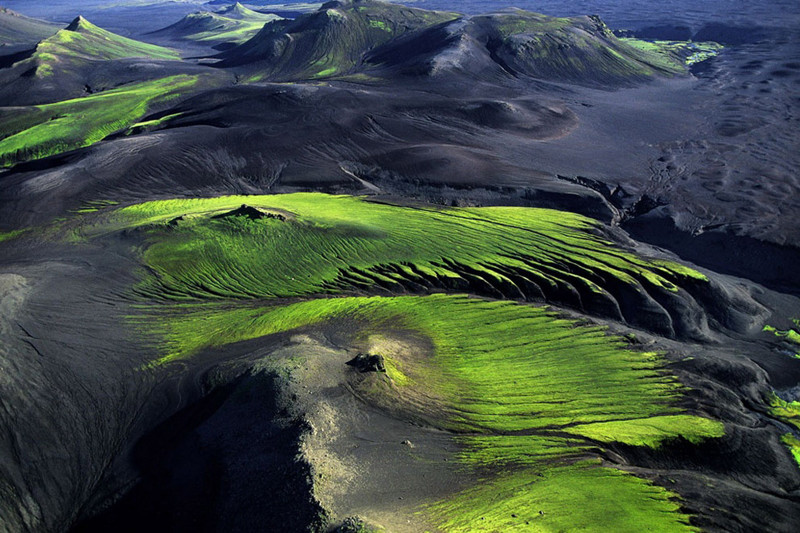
[
  {"left": 467, "top": 11, "right": 689, "bottom": 85},
  {"left": 143, "top": 293, "right": 721, "bottom": 531},
  {"left": 71, "top": 193, "right": 729, "bottom": 530},
  {"left": 151, "top": 4, "right": 282, "bottom": 46},
  {"left": 84, "top": 193, "right": 716, "bottom": 337},
  {"left": 29, "top": 16, "right": 179, "bottom": 77},
  {"left": 216, "top": 0, "right": 460, "bottom": 78},
  {"left": 0, "top": 75, "right": 200, "bottom": 167}
]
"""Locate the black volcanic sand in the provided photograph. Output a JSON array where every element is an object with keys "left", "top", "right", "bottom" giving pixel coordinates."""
[{"left": 1, "top": 1, "right": 800, "bottom": 532}]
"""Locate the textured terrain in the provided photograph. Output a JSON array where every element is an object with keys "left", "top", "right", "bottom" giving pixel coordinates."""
[{"left": 0, "top": 1, "right": 798, "bottom": 532}]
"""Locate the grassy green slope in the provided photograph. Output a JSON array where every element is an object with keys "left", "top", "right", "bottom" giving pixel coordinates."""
[
  {"left": 31, "top": 16, "right": 179, "bottom": 77},
  {"left": 68, "top": 193, "right": 727, "bottom": 530},
  {"left": 620, "top": 38, "right": 723, "bottom": 67},
  {"left": 154, "top": 5, "right": 281, "bottom": 46},
  {"left": 141, "top": 293, "right": 721, "bottom": 531},
  {"left": 0, "top": 75, "right": 199, "bottom": 167},
  {"left": 481, "top": 12, "right": 689, "bottom": 85},
  {"left": 84, "top": 194, "right": 706, "bottom": 333}
]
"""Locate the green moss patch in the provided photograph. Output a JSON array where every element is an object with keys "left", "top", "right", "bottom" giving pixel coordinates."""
[
  {"left": 0, "top": 75, "right": 199, "bottom": 167},
  {"left": 84, "top": 194, "right": 705, "bottom": 307},
  {"left": 141, "top": 293, "right": 720, "bottom": 531},
  {"left": 73, "top": 193, "right": 725, "bottom": 531},
  {"left": 781, "top": 434, "right": 800, "bottom": 468}
]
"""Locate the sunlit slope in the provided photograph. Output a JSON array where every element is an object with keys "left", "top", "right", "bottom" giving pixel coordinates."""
[
  {"left": 80, "top": 193, "right": 724, "bottom": 338},
  {"left": 142, "top": 293, "right": 722, "bottom": 531},
  {"left": 0, "top": 75, "right": 199, "bottom": 167},
  {"left": 137, "top": 236, "right": 722, "bottom": 531},
  {"left": 67, "top": 193, "right": 735, "bottom": 530},
  {"left": 31, "top": 16, "right": 179, "bottom": 76},
  {"left": 150, "top": 3, "right": 281, "bottom": 47}
]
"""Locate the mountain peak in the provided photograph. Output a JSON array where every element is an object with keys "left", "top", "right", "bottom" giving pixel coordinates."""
[{"left": 66, "top": 15, "right": 92, "bottom": 32}]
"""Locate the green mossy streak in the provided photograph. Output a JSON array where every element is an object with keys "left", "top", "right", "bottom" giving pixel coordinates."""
[
  {"left": 781, "top": 434, "right": 800, "bottom": 468},
  {"left": 75, "top": 193, "right": 723, "bottom": 531},
  {"left": 0, "top": 75, "right": 199, "bottom": 167},
  {"left": 140, "top": 293, "right": 720, "bottom": 531},
  {"left": 85, "top": 193, "right": 706, "bottom": 302}
]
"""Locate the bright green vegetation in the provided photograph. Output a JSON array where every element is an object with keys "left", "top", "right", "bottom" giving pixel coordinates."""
[
  {"left": 781, "top": 434, "right": 800, "bottom": 468},
  {"left": 141, "top": 292, "right": 720, "bottom": 530},
  {"left": 429, "top": 462, "right": 697, "bottom": 532},
  {"left": 73, "top": 199, "right": 119, "bottom": 214},
  {"left": 76, "top": 193, "right": 723, "bottom": 530},
  {"left": 128, "top": 112, "right": 184, "bottom": 133},
  {"left": 563, "top": 415, "right": 725, "bottom": 447},
  {"left": 770, "top": 393, "right": 800, "bottom": 431},
  {"left": 0, "top": 228, "right": 27, "bottom": 243},
  {"left": 0, "top": 75, "right": 198, "bottom": 167},
  {"left": 164, "top": 10, "right": 281, "bottom": 46},
  {"left": 621, "top": 38, "right": 723, "bottom": 66},
  {"left": 86, "top": 193, "right": 706, "bottom": 304},
  {"left": 764, "top": 320, "right": 800, "bottom": 358},
  {"left": 33, "top": 16, "right": 178, "bottom": 76}
]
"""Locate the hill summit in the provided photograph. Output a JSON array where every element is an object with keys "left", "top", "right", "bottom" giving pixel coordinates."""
[{"left": 217, "top": 1, "right": 688, "bottom": 86}]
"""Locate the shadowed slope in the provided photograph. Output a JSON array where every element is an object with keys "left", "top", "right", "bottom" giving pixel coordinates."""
[
  {"left": 216, "top": 0, "right": 459, "bottom": 78},
  {"left": 0, "top": 7, "right": 59, "bottom": 48},
  {"left": 216, "top": 1, "right": 688, "bottom": 86}
]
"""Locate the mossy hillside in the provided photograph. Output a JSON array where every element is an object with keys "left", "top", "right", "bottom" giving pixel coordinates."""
[
  {"left": 89, "top": 194, "right": 708, "bottom": 334},
  {"left": 219, "top": 0, "right": 459, "bottom": 78},
  {"left": 143, "top": 293, "right": 721, "bottom": 531},
  {"left": 477, "top": 11, "right": 689, "bottom": 85},
  {"left": 764, "top": 319, "right": 800, "bottom": 358},
  {"left": 154, "top": 9, "right": 281, "bottom": 46},
  {"left": 31, "top": 16, "right": 178, "bottom": 76},
  {"left": 428, "top": 462, "right": 699, "bottom": 532},
  {"left": 620, "top": 38, "right": 722, "bottom": 67},
  {"left": 0, "top": 75, "right": 199, "bottom": 167},
  {"left": 94, "top": 192, "right": 727, "bottom": 530}
]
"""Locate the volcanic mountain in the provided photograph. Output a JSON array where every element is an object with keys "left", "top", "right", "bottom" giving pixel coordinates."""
[
  {"left": 216, "top": 0, "right": 687, "bottom": 86},
  {"left": 149, "top": 3, "right": 282, "bottom": 49},
  {"left": 0, "top": 16, "right": 197, "bottom": 105},
  {"left": 215, "top": 0, "right": 460, "bottom": 78}
]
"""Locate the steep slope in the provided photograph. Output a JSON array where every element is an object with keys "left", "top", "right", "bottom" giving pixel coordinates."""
[
  {"left": 366, "top": 9, "right": 689, "bottom": 86},
  {"left": 216, "top": 2, "right": 689, "bottom": 86},
  {"left": 32, "top": 16, "right": 179, "bottom": 74},
  {"left": 216, "top": 0, "right": 460, "bottom": 79},
  {"left": 0, "top": 16, "right": 198, "bottom": 106},
  {"left": 215, "top": 2, "right": 272, "bottom": 20},
  {"left": 150, "top": 3, "right": 281, "bottom": 48},
  {"left": 0, "top": 7, "right": 59, "bottom": 48}
]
